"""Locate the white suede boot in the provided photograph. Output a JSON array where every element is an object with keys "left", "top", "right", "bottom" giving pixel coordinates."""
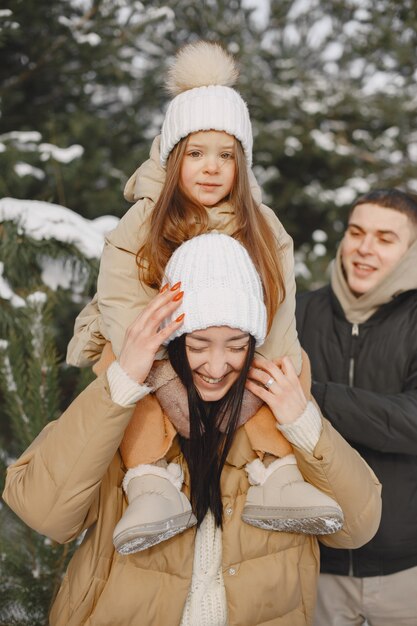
[
  {"left": 242, "top": 455, "right": 344, "bottom": 534},
  {"left": 113, "top": 462, "right": 197, "bottom": 555}
]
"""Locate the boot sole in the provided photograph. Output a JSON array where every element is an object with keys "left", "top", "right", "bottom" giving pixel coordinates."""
[
  {"left": 242, "top": 505, "right": 344, "bottom": 535},
  {"left": 113, "top": 511, "right": 197, "bottom": 555}
]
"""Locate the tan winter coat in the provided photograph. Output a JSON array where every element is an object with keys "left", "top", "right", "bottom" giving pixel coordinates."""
[
  {"left": 3, "top": 375, "right": 381, "bottom": 626},
  {"left": 66, "top": 135, "right": 301, "bottom": 373}
]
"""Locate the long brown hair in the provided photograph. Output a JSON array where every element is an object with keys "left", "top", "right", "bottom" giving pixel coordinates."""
[{"left": 136, "top": 135, "right": 285, "bottom": 328}]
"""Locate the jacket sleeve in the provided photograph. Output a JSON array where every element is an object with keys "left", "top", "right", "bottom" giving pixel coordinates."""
[
  {"left": 294, "top": 418, "right": 382, "bottom": 549},
  {"left": 66, "top": 292, "right": 107, "bottom": 367},
  {"left": 96, "top": 198, "right": 158, "bottom": 359},
  {"left": 257, "top": 205, "right": 302, "bottom": 374},
  {"left": 2, "top": 375, "right": 135, "bottom": 544},
  {"left": 66, "top": 198, "right": 157, "bottom": 367},
  {"left": 312, "top": 375, "right": 417, "bottom": 455}
]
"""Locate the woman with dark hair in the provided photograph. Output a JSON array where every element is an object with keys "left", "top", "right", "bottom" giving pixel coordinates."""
[{"left": 3, "top": 233, "right": 381, "bottom": 625}]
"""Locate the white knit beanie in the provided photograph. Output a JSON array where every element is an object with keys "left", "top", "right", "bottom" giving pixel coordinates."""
[
  {"left": 160, "top": 41, "right": 253, "bottom": 168},
  {"left": 161, "top": 233, "right": 267, "bottom": 346}
]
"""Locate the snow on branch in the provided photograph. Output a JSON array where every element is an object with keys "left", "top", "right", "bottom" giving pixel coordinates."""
[{"left": 0, "top": 197, "right": 118, "bottom": 259}]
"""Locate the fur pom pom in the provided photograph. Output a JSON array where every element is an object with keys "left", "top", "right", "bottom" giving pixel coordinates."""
[{"left": 166, "top": 41, "right": 239, "bottom": 96}]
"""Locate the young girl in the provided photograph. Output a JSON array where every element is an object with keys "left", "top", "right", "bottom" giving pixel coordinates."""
[
  {"left": 3, "top": 233, "right": 381, "bottom": 626},
  {"left": 67, "top": 41, "right": 343, "bottom": 554}
]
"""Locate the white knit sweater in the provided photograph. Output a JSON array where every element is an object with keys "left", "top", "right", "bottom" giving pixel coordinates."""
[
  {"left": 107, "top": 361, "right": 322, "bottom": 625},
  {"left": 180, "top": 512, "right": 227, "bottom": 626}
]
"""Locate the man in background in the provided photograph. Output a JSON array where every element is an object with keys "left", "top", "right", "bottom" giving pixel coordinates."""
[{"left": 296, "top": 189, "right": 417, "bottom": 626}]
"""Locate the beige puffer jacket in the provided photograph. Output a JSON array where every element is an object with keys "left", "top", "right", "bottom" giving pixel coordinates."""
[
  {"left": 66, "top": 135, "right": 301, "bottom": 373},
  {"left": 3, "top": 375, "right": 382, "bottom": 626}
]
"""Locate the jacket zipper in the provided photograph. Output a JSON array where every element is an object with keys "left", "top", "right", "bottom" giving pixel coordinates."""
[
  {"left": 348, "top": 323, "right": 359, "bottom": 387},
  {"left": 348, "top": 322, "right": 359, "bottom": 575}
]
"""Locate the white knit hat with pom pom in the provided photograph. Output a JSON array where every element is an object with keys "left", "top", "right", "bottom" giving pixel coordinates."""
[{"left": 160, "top": 41, "right": 253, "bottom": 167}]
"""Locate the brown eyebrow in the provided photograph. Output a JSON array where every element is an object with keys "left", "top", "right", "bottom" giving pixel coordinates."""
[{"left": 348, "top": 223, "right": 399, "bottom": 239}]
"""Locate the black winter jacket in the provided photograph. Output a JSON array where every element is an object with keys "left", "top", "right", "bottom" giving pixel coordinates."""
[{"left": 296, "top": 285, "right": 417, "bottom": 577}]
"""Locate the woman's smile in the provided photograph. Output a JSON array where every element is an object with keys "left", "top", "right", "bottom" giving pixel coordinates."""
[{"left": 197, "top": 372, "right": 228, "bottom": 384}]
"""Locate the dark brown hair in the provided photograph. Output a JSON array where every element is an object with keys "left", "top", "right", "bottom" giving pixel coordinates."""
[{"left": 350, "top": 188, "right": 417, "bottom": 229}]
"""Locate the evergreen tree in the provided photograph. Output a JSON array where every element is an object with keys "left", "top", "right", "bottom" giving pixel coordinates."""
[
  {"left": 252, "top": 0, "right": 417, "bottom": 286},
  {"left": 0, "top": 0, "right": 169, "bottom": 218},
  {"left": 0, "top": 296, "right": 75, "bottom": 626},
  {"left": 0, "top": 204, "right": 98, "bottom": 623}
]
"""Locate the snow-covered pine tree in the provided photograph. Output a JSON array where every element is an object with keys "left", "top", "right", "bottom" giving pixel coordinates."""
[
  {"left": 255, "top": 0, "right": 417, "bottom": 288},
  {"left": 0, "top": 199, "right": 113, "bottom": 624},
  {"left": 0, "top": 295, "right": 73, "bottom": 626}
]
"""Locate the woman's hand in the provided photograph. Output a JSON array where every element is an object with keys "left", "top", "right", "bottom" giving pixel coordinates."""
[
  {"left": 246, "top": 355, "right": 307, "bottom": 425},
  {"left": 118, "top": 283, "right": 184, "bottom": 383}
]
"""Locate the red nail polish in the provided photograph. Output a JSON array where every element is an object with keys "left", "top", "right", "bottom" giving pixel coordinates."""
[
  {"left": 170, "top": 281, "right": 181, "bottom": 291},
  {"left": 173, "top": 291, "right": 184, "bottom": 302},
  {"left": 175, "top": 313, "right": 185, "bottom": 322},
  {"left": 160, "top": 283, "right": 169, "bottom": 293}
]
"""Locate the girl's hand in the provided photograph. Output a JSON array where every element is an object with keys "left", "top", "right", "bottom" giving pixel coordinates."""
[
  {"left": 118, "top": 283, "right": 184, "bottom": 383},
  {"left": 246, "top": 356, "right": 307, "bottom": 425}
]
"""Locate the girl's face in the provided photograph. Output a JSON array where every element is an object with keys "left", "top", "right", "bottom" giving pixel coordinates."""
[
  {"left": 180, "top": 130, "right": 236, "bottom": 207},
  {"left": 185, "top": 326, "right": 250, "bottom": 401}
]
